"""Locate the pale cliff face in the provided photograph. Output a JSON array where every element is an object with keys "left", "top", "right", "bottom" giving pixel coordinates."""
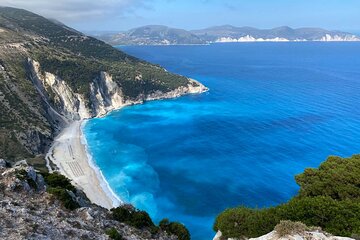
[
  {"left": 215, "top": 34, "right": 360, "bottom": 42},
  {"left": 90, "top": 71, "right": 126, "bottom": 117},
  {"left": 28, "top": 60, "right": 207, "bottom": 123},
  {"left": 29, "top": 59, "right": 128, "bottom": 120},
  {"left": 29, "top": 59, "right": 91, "bottom": 121}
]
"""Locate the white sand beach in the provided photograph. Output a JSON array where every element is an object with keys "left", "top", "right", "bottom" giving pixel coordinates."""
[{"left": 46, "top": 121, "right": 122, "bottom": 209}]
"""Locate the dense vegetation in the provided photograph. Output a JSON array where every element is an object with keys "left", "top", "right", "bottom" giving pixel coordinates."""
[
  {"left": 43, "top": 172, "right": 80, "bottom": 210},
  {"left": 0, "top": 7, "right": 192, "bottom": 163},
  {"left": 214, "top": 155, "right": 360, "bottom": 238},
  {"left": 159, "top": 218, "right": 191, "bottom": 240},
  {"left": 111, "top": 205, "right": 190, "bottom": 240},
  {"left": 112, "top": 204, "right": 155, "bottom": 229}
]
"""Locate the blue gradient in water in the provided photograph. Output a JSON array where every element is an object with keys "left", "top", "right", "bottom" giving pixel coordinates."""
[{"left": 83, "top": 43, "right": 360, "bottom": 240}]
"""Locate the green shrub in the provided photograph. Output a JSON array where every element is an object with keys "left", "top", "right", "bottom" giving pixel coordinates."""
[
  {"left": 111, "top": 205, "right": 155, "bottom": 229},
  {"left": 47, "top": 187, "right": 80, "bottom": 210},
  {"left": 105, "top": 228, "right": 124, "bottom": 240},
  {"left": 295, "top": 155, "right": 360, "bottom": 200},
  {"left": 278, "top": 196, "right": 360, "bottom": 237},
  {"left": 43, "top": 172, "right": 79, "bottom": 210},
  {"left": 214, "top": 155, "right": 360, "bottom": 239},
  {"left": 159, "top": 218, "right": 191, "bottom": 240},
  {"left": 214, "top": 207, "right": 279, "bottom": 238},
  {"left": 43, "top": 172, "right": 75, "bottom": 191}
]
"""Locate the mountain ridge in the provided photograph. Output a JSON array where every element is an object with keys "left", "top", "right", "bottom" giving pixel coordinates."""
[{"left": 93, "top": 24, "right": 360, "bottom": 45}]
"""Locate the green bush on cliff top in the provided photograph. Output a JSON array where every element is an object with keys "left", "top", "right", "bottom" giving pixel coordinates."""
[
  {"left": 214, "top": 154, "right": 360, "bottom": 238},
  {"left": 43, "top": 172, "right": 79, "bottom": 210},
  {"left": 159, "top": 218, "right": 191, "bottom": 240}
]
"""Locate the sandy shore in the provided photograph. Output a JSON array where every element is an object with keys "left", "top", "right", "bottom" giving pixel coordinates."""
[{"left": 46, "top": 121, "right": 121, "bottom": 209}]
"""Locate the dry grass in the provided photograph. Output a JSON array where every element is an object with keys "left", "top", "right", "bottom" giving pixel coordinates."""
[{"left": 274, "top": 220, "right": 308, "bottom": 237}]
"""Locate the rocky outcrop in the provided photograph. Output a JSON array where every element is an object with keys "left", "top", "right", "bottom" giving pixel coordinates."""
[
  {"left": 89, "top": 71, "right": 126, "bottom": 117},
  {"left": 146, "top": 78, "right": 208, "bottom": 101},
  {"left": 16, "top": 129, "right": 51, "bottom": 156},
  {"left": 248, "top": 231, "right": 354, "bottom": 240},
  {"left": 213, "top": 229, "right": 355, "bottom": 240},
  {"left": 0, "top": 160, "right": 176, "bottom": 240}
]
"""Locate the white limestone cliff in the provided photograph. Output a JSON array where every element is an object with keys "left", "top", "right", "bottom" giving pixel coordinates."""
[
  {"left": 318, "top": 34, "right": 360, "bottom": 42},
  {"left": 89, "top": 71, "right": 126, "bottom": 117},
  {"left": 28, "top": 59, "right": 207, "bottom": 123},
  {"left": 29, "top": 59, "right": 91, "bottom": 121},
  {"left": 215, "top": 34, "right": 360, "bottom": 43}
]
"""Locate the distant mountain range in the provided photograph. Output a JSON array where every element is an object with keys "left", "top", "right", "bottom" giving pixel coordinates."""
[{"left": 93, "top": 25, "right": 360, "bottom": 45}]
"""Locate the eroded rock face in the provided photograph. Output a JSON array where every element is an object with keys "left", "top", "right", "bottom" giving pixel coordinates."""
[
  {"left": 28, "top": 59, "right": 208, "bottom": 123},
  {"left": 28, "top": 59, "right": 92, "bottom": 121},
  {"left": 89, "top": 71, "right": 126, "bottom": 117},
  {"left": 0, "top": 161, "right": 177, "bottom": 240}
]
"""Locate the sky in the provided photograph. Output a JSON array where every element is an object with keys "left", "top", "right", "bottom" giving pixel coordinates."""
[{"left": 1, "top": 0, "right": 360, "bottom": 32}]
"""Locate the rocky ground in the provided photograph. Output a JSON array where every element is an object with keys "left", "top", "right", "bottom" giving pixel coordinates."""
[{"left": 0, "top": 159, "right": 176, "bottom": 240}]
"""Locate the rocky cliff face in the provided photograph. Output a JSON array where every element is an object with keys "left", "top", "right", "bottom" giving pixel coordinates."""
[
  {"left": 28, "top": 59, "right": 91, "bottom": 122},
  {"left": 0, "top": 160, "right": 176, "bottom": 240},
  {"left": 28, "top": 59, "right": 207, "bottom": 123}
]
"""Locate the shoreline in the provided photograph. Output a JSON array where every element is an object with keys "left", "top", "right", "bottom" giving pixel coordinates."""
[
  {"left": 46, "top": 79, "right": 208, "bottom": 209},
  {"left": 46, "top": 120, "right": 121, "bottom": 209},
  {"left": 80, "top": 121, "right": 123, "bottom": 208}
]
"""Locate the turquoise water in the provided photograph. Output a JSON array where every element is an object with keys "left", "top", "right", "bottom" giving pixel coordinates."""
[{"left": 84, "top": 43, "right": 360, "bottom": 239}]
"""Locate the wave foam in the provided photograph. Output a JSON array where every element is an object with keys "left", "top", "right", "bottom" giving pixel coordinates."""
[{"left": 80, "top": 120, "right": 123, "bottom": 208}]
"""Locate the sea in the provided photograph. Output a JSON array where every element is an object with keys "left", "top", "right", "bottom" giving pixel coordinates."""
[{"left": 83, "top": 42, "right": 360, "bottom": 240}]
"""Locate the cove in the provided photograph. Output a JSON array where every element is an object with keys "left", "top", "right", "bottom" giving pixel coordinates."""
[{"left": 83, "top": 43, "right": 360, "bottom": 240}]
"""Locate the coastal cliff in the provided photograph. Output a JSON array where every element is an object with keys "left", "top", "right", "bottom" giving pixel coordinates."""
[
  {"left": 0, "top": 7, "right": 207, "bottom": 166},
  {"left": 28, "top": 59, "right": 207, "bottom": 122}
]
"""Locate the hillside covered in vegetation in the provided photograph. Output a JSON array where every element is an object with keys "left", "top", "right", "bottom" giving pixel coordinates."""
[
  {"left": 0, "top": 7, "right": 205, "bottom": 166},
  {"left": 214, "top": 155, "right": 360, "bottom": 239}
]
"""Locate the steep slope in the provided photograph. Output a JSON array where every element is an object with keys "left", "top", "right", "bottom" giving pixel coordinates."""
[
  {"left": 0, "top": 160, "right": 183, "bottom": 240},
  {"left": 0, "top": 7, "right": 207, "bottom": 165},
  {"left": 99, "top": 25, "right": 205, "bottom": 45}
]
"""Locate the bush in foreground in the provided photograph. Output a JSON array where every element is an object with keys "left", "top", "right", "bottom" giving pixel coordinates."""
[
  {"left": 42, "top": 172, "right": 76, "bottom": 191},
  {"left": 111, "top": 205, "right": 191, "bottom": 239},
  {"left": 111, "top": 204, "right": 155, "bottom": 229},
  {"left": 214, "top": 155, "right": 360, "bottom": 238},
  {"left": 159, "top": 218, "right": 191, "bottom": 240},
  {"left": 43, "top": 172, "right": 79, "bottom": 210}
]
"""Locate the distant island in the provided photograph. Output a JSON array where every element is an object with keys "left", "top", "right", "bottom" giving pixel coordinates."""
[{"left": 91, "top": 25, "right": 360, "bottom": 45}]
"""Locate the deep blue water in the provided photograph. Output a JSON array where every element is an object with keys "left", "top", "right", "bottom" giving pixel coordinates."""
[{"left": 84, "top": 43, "right": 360, "bottom": 240}]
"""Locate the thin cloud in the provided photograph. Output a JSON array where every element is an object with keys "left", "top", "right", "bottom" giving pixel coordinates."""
[{"left": 0, "top": 0, "right": 152, "bottom": 21}]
